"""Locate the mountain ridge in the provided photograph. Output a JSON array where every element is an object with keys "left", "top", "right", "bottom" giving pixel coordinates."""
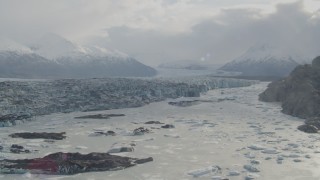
[
  {"left": 219, "top": 43, "right": 311, "bottom": 77},
  {"left": 0, "top": 34, "right": 157, "bottom": 78}
]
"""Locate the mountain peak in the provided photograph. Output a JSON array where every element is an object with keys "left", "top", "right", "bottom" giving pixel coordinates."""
[
  {"left": 30, "top": 33, "right": 83, "bottom": 59},
  {"left": 0, "top": 37, "right": 33, "bottom": 54},
  {"left": 219, "top": 42, "right": 311, "bottom": 77}
]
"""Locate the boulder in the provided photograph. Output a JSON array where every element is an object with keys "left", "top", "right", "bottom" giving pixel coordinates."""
[
  {"left": 144, "top": 121, "right": 164, "bottom": 124},
  {"left": 161, "top": 124, "right": 175, "bottom": 129},
  {"left": 9, "top": 132, "right": 66, "bottom": 140},
  {"left": 89, "top": 130, "right": 116, "bottom": 137},
  {"left": 0, "top": 152, "right": 153, "bottom": 175},
  {"left": 10, "top": 144, "right": 30, "bottom": 154},
  {"left": 133, "top": 127, "right": 151, "bottom": 135},
  {"left": 297, "top": 124, "right": 318, "bottom": 133},
  {"left": 305, "top": 117, "right": 320, "bottom": 129}
]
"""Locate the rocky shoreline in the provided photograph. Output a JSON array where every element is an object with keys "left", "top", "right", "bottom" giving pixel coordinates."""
[{"left": 259, "top": 56, "right": 320, "bottom": 133}]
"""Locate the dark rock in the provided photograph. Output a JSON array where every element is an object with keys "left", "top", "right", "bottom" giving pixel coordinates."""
[
  {"left": 0, "top": 152, "right": 153, "bottom": 175},
  {"left": 44, "top": 139, "right": 56, "bottom": 144},
  {"left": 161, "top": 124, "right": 175, "bottom": 129},
  {"left": 9, "top": 132, "right": 66, "bottom": 140},
  {"left": 305, "top": 117, "right": 320, "bottom": 129},
  {"left": 106, "top": 131, "right": 116, "bottom": 136},
  {"left": 134, "top": 157, "right": 154, "bottom": 164},
  {"left": 10, "top": 144, "right": 30, "bottom": 154},
  {"left": 168, "top": 100, "right": 201, "bottom": 107},
  {"left": 259, "top": 56, "right": 320, "bottom": 119},
  {"left": 0, "top": 145, "right": 3, "bottom": 151},
  {"left": 145, "top": 121, "right": 164, "bottom": 124},
  {"left": 90, "top": 130, "right": 116, "bottom": 137},
  {"left": 297, "top": 124, "right": 319, "bottom": 133},
  {"left": 75, "top": 114, "right": 125, "bottom": 119},
  {"left": 11, "top": 144, "right": 24, "bottom": 149},
  {"left": 133, "top": 127, "right": 150, "bottom": 135}
]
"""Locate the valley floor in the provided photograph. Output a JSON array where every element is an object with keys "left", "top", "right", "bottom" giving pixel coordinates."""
[{"left": 1, "top": 82, "right": 320, "bottom": 180}]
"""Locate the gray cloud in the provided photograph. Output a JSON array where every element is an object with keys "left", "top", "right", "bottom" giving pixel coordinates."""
[
  {"left": 0, "top": 0, "right": 319, "bottom": 66},
  {"left": 98, "top": 1, "right": 320, "bottom": 66}
]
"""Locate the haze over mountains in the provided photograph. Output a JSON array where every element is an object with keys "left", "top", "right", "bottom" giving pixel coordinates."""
[
  {"left": 219, "top": 43, "right": 312, "bottom": 77},
  {"left": 0, "top": 34, "right": 157, "bottom": 79}
]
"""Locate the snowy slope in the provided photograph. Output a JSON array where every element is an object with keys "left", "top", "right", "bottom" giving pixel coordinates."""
[
  {"left": 219, "top": 43, "right": 311, "bottom": 77},
  {"left": 0, "top": 37, "right": 33, "bottom": 54},
  {"left": 0, "top": 34, "right": 157, "bottom": 78}
]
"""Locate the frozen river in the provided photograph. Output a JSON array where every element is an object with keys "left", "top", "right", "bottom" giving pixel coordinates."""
[{"left": 1, "top": 82, "right": 320, "bottom": 180}]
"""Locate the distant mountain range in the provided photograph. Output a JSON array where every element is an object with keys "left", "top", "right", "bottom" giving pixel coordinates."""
[
  {"left": 219, "top": 44, "right": 311, "bottom": 77},
  {"left": 0, "top": 34, "right": 157, "bottom": 79}
]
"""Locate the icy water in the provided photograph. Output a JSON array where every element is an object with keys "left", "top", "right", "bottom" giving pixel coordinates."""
[{"left": 1, "top": 82, "right": 320, "bottom": 180}]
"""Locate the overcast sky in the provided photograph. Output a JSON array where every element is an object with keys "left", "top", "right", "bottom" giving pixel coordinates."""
[{"left": 0, "top": 0, "right": 320, "bottom": 66}]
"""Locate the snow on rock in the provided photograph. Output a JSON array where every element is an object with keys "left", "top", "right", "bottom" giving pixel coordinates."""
[
  {"left": 0, "top": 37, "right": 33, "bottom": 54},
  {"left": 0, "top": 34, "right": 157, "bottom": 78},
  {"left": 219, "top": 43, "right": 311, "bottom": 77}
]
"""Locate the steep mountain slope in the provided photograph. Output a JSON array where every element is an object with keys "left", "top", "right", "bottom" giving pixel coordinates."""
[
  {"left": 219, "top": 44, "right": 308, "bottom": 77},
  {"left": 0, "top": 51, "right": 63, "bottom": 78},
  {"left": 0, "top": 35, "right": 157, "bottom": 78},
  {"left": 259, "top": 56, "right": 320, "bottom": 119}
]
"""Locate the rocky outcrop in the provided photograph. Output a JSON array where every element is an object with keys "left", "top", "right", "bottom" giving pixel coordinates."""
[
  {"left": 9, "top": 132, "right": 66, "bottom": 140},
  {"left": 259, "top": 56, "right": 320, "bottom": 119},
  {"left": 0, "top": 152, "right": 153, "bottom": 175}
]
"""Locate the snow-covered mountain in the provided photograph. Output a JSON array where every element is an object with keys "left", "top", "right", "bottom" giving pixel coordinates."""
[
  {"left": 0, "top": 34, "right": 157, "bottom": 78},
  {"left": 219, "top": 44, "right": 311, "bottom": 77}
]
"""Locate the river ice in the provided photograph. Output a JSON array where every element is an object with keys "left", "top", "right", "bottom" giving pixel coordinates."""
[{"left": 1, "top": 82, "right": 320, "bottom": 180}]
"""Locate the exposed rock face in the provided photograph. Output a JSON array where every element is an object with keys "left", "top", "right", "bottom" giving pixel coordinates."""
[
  {"left": 9, "top": 132, "right": 66, "bottom": 140},
  {"left": 259, "top": 56, "right": 320, "bottom": 119},
  {"left": 0, "top": 152, "right": 153, "bottom": 175}
]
